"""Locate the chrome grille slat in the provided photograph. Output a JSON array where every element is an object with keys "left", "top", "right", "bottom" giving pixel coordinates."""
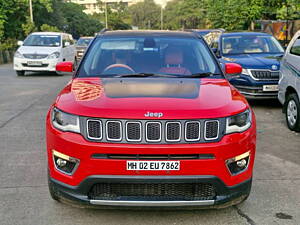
[
  {"left": 185, "top": 121, "right": 201, "bottom": 141},
  {"left": 126, "top": 122, "right": 142, "bottom": 142},
  {"left": 87, "top": 120, "right": 102, "bottom": 140},
  {"left": 146, "top": 122, "right": 162, "bottom": 142},
  {"left": 204, "top": 120, "right": 219, "bottom": 140},
  {"left": 106, "top": 121, "right": 122, "bottom": 141},
  {"left": 166, "top": 122, "right": 181, "bottom": 142},
  {"left": 23, "top": 53, "right": 48, "bottom": 59},
  {"left": 250, "top": 70, "right": 279, "bottom": 80},
  {"left": 85, "top": 119, "right": 221, "bottom": 144}
]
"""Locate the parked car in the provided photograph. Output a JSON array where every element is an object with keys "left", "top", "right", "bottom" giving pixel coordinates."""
[
  {"left": 47, "top": 30, "right": 256, "bottom": 208},
  {"left": 75, "top": 36, "right": 93, "bottom": 61},
  {"left": 13, "top": 32, "right": 76, "bottom": 76},
  {"left": 278, "top": 30, "right": 300, "bottom": 132},
  {"left": 212, "top": 32, "right": 284, "bottom": 99}
]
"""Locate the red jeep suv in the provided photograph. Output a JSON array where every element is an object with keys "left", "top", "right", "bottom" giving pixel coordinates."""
[{"left": 46, "top": 30, "right": 256, "bottom": 208}]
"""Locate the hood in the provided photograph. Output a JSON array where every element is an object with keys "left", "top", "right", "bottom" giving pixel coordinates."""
[
  {"left": 55, "top": 78, "right": 249, "bottom": 119},
  {"left": 17, "top": 46, "right": 61, "bottom": 55},
  {"left": 221, "top": 53, "right": 282, "bottom": 70}
]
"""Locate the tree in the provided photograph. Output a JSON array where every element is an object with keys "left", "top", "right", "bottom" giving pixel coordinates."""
[
  {"left": 93, "top": 1, "right": 131, "bottom": 30},
  {"left": 129, "top": 0, "right": 161, "bottom": 29},
  {"left": 40, "top": 24, "right": 60, "bottom": 32}
]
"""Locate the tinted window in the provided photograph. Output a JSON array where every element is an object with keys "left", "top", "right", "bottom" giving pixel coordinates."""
[
  {"left": 290, "top": 38, "right": 300, "bottom": 56},
  {"left": 23, "top": 34, "right": 61, "bottom": 47},
  {"left": 221, "top": 35, "right": 284, "bottom": 55},
  {"left": 78, "top": 36, "right": 221, "bottom": 78}
]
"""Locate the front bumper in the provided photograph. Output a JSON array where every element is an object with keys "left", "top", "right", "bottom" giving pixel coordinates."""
[
  {"left": 46, "top": 112, "right": 256, "bottom": 208},
  {"left": 49, "top": 175, "right": 252, "bottom": 208},
  {"left": 13, "top": 57, "right": 59, "bottom": 72},
  {"left": 234, "top": 85, "right": 278, "bottom": 99}
]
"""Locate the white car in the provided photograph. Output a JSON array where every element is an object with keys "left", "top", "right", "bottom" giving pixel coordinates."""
[
  {"left": 13, "top": 32, "right": 76, "bottom": 76},
  {"left": 278, "top": 30, "right": 300, "bottom": 132}
]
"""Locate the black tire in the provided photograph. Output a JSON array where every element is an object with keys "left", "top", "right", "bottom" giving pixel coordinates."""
[
  {"left": 285, "top": 93, "right": 300, "bottom": 132},
  {"left": 48, "top": 176, "right": 60, "bottom": 202},
  {"left": 16, "top": 71, "right": 25, "bottom": 76}
]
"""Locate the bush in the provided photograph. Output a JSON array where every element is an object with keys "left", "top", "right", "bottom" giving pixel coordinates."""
[{"left": 0, "top": 38, "right": 18, "bottom": 51}]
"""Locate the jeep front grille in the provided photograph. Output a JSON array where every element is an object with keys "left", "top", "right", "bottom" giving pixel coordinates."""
[
  {"left": 88, "top": 183, "right": 216, "bottom": 201},
  {"left": 250, "top": 70, "right": 279, "bottom": 80},
  {"left": 84, "top": 118, "right": 223, "bottom": 144}
]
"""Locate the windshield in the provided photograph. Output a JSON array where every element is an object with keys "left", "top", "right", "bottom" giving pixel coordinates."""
[
  {"left": 78, "top": 36, "right": 221, "bottom": 78},
  {"left": 77, "top": 38, "right": 92, "bottom": 46},
  {"left": 221, "top": 35, "right": 284, "bottom": 55},
  {"left": 23, "top": 34, "right": 61, "bottom": 47}
]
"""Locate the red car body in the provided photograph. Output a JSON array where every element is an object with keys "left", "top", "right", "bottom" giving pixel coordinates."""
[{"left": 47, "top": 31, "right": 256, "bottom": 208}]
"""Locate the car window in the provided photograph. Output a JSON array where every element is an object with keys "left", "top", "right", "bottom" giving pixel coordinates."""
[
  {"left": 290, "top": 37, "right": 300, "bottom": 56},
  {"left": 77, "top": 38, "right": 92, "bottom": 46},
  {"left": 221, "top": 35, "right": 284, "bottom": 55},
  {"left": 78, "top": 36, "right": 221, "bottom": 78},
  {"left": 23, "top": 34, "right": 61, "bottom": 47}
]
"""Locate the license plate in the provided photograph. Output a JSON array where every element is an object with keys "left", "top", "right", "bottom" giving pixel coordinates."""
[
  {"left": 27, "top": 61, "right": 42, "bottom": 66},
  {"left": 127, "top": 161, "right": 180, "bottom": 171},
  {"left": 263, "top": 85, "right": 278, "bottom": 92}
]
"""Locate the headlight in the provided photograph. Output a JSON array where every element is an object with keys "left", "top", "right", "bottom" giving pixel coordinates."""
[
  {"left": 226, "top": 109, "right": 252, "bottom": 134},
  {"left": 241, "top": 68, "right": 250, "bottom": 76},
  {"left": 14, "top": 51, "right": 24, "bottom": 58},
  {"left": 48, "top": 52, "right": 60, "bottom": 59},
  {"left": 51, "top": 107, "right": 80, "bottom": 133}
]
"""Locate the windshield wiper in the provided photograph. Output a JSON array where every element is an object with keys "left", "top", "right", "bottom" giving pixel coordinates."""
[{"left": 116, "top": 73, "right": 179, "bottom": 78}]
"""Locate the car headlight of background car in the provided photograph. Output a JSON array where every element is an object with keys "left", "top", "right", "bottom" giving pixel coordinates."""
[
  {"left": 14, "top": 51, "right": 24, "bottom": 58},
  {"left": 241, "top": 68, "right": 251, "bottom": 76},
  {"left": 226, "top": 109, "right": 252, "bottom": 134},
  {"left": 48, "top": 52, "right": 60, "bottom": 59},
  {"left": 51, "top": 107, "right": 80, "bottom": 133}
]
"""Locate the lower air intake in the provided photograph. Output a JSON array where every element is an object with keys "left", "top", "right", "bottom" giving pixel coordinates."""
[{"left": 88, "top": 183, "right": 216, "bottom": 201}]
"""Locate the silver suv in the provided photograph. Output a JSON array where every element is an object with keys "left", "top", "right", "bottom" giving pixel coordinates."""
[{"left": 278, "top": 30, "right": 300, "bottom": 132}]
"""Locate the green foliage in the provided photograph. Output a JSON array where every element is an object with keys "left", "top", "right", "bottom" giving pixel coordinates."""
[
  {"left": 129, "top": 0, "right": 161, "bottom": 29},
  {"left": 94, "top": 1, "right": 131, "bottom": 30},
  {"left": 40, "top": 24, "right": 60, "bottom": 32},
  {"left": 22, "top": 19, "right": 37, "bottom": 36},
  {"left": 0, "top": 38, "right": 18, "bottom": 51}
]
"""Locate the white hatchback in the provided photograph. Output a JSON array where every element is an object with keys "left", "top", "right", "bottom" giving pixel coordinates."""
[
  {"left": 278, "top": 30, "right": 300, "bottom": 132},
  {"left": 13, "top": 32, "right": 76, "bottom": 76}
]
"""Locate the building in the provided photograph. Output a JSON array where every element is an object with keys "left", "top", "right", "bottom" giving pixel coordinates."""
[
  {"left": 67, "top": 0, "right": 172, "bottom": 14},
  {"left": 67, "top": 0, "right": 142, "bottom": 14}
]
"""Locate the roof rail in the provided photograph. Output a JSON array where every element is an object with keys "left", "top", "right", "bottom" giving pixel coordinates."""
[{"left": 98, "top": 28, "right": 110, "bottom": 35}]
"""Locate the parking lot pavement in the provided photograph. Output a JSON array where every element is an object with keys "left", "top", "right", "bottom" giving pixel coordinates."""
[{"left": 0, "top": 63, "right": 299, "bottom": 225}]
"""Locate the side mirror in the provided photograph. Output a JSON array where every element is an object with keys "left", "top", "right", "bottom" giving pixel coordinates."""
[
  {"left": 64, "top": 41, "right": 70, "bottom": 47},
  {"left": 17, "top": 41, "right": 23, "bottom": 46},
  {"left": 56, "top": 61, "right": 73, "bottom": 75},
  {"left": 225, "top": 63, "right": 242, "bottom": 78}
]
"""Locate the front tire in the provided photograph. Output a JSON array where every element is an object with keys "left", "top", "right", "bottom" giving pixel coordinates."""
[
  {"left": 285, "top": 93, "right": 300, "bottom": 132},
  {"left": 16, "top": 71, "right": 25, "bottom": 76}
]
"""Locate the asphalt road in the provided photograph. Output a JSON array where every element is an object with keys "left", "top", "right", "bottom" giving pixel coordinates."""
[{"left": 0, "top": 63, "right": 299, "bottom": 225}]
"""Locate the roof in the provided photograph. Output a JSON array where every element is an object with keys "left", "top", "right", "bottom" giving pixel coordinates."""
[
  {"left": 222, "top": 31, "right": 272, "bottom": 37},
  {"left": 98, "top": 30, "right": 200, "bottom": 39}
]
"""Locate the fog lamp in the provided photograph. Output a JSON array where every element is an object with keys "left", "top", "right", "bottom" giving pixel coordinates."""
[
  {"left": 226, "top": 151, "right": 250, "bottom": 175},
  {"left": 52, "top": 150, "right": 79, "bottom": 175}
]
